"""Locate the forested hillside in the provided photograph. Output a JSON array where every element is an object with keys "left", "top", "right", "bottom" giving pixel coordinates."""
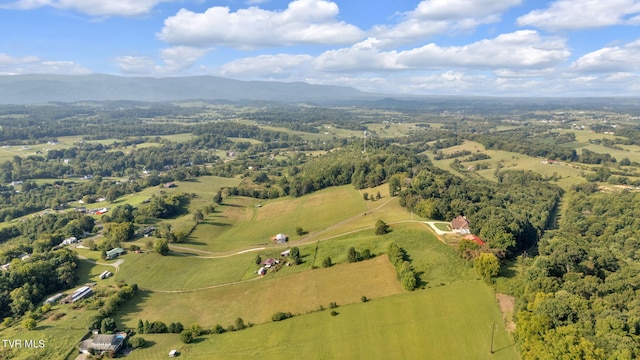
[{"left": 516, "top": 189, "right": 640, "bottom": 358}]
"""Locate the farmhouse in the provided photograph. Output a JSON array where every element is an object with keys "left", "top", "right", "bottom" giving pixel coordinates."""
[
  {"left": 451, "top": 216, "right": 471, "bottom": 234},
  {"left": 106, "top": 247, "right": 124, "bottom": 260},
  {"left": 78, "top": 333, "right": 125, "bottom": 355}
]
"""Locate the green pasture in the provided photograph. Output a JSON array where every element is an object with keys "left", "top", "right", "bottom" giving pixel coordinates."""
[
  {"left": 114, "top": 251, "right": 259, "bottom": 291},
  {"left": 116, "top": 255, "right": 403, "bottom": 329},
  {"left": 187, "top": 185, "right": 367, "bottom": 252},
  {"left": 430, "top": 140, "right": 587, "bottom": 191},
  {"left": 124, "top": 280, "right": 517, "bottom": 360},
  {"left": 115, "top": 222, "right": 474, "bottom": 333}
]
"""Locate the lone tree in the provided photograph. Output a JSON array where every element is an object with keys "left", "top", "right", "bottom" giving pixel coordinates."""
[
  {"left": 192, "top": 209, "right": 204, "bottom": 224},
  {"left": 322, "top": 257, "right": 332, "bottom": 268},
  {"left": 290, "top": 247, "right": 302, "bottom": 264},
  {"left": 180, "top": 330, "right": 194, "bottom": 343},
  {"left": 347, "top": 247, "right": 361, "bottom": 263},
  {"left": 375, "top": 219, "right": 390, "bottom": 235},
  {"left": 474, "top": 252, "right": 500, "bottom": 282},
  {"left": 213, "top": 190, "right": 223, "bottom": 205},
  {"left": 154, "top": 238, "right": 170, "bottom": 256}
]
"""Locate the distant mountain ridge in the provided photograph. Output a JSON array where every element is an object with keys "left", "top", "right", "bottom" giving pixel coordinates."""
[{"left": 0, "top": 74, "right": 378, "bottom": 104}]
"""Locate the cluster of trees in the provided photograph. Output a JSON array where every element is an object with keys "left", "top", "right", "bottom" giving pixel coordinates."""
[
  {"left": 347, "top": 247, "right": 374, "bottom": 263},
  {"left": 136, "top": 319, "right": 184, "bottom": 334},
  {"left": 0, "top": 211, "right": 95, "bottom": 259},
  {"left": 515, "top": 189, "right": 640, "bottom": 358},
  {"left": 469, "top": 130, "right": 579, "bottom": 161},
  {"left": 86, "top": 283, "right": 139, "bottom": 331},
  {"left": 387, "top": 243, "right": 418, "bottom": 291},
  {"left": 398, "top": 167, "right": 561, "bottom": 256},
  {"left": 0, "top": 249, "right": 78, "bottom": 318}
]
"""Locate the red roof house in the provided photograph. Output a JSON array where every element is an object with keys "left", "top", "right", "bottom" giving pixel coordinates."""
[{"left": 463, "top": 234, "right": 486, "bottom": 246}]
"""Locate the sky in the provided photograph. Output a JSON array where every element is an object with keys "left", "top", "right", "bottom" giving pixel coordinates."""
[{"left": 0, "top": 0, "right": 639, "bottom": 97}]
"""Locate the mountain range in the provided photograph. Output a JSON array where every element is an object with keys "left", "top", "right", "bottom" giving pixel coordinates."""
[{"left": 0, "top": 74, "right": 379, "bottom": 104}]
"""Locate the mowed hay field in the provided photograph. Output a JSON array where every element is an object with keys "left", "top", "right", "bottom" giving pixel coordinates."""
[
  {"left": 116, "top": 255, "right": 404, "bottom": 329},
  {"left": 124, "top": 281, "right": 518, "bottom": 360}
]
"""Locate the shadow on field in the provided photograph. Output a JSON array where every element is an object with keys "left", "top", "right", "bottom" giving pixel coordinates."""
[
  {"left": 492, "top": 342, "right": 515, "bottom": 354},
  {"left": 115, "top": 291, "right": 153, "bottom": 325},
  {"left": 169, "top": 251, "right": 200, "bottom": 257},
  {"left": 415, "top": 271, "right": 427, "bottom": 288},
  {"left": 182, "top": 240, "right": 208, "bottom": 246},
  {"left": 200, "top": 220, "right": 231, "bottom": 227},
  {"left": 499, "top": 264, "right": 517, "bottom": 278}
]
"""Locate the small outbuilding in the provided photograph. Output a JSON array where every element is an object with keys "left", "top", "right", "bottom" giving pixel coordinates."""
[
  {"left": 169, "top": 349, "right": 178, "bottom": 357},
  {"left": 272, "top": 233, "right": 288, "bottom": 243},
  {"left": 106, "top": 248, "right": 125, "bottom": 260}
]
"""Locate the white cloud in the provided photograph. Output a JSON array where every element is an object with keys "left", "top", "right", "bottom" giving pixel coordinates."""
[
  {"left": 158, "top": 46, "right": 211, "bottom": 74},
  {"left": 219, "top": 54, "right": 313, "bottom": 80},
  {"left": 312, "top": 31, "right": 569, "bottom": 73},
  {"left": 1, "top": 0, "right": 168, "bottom": 17},
  {"left": 412, "top": 0, "right": 521, "bottom": 20},
  {"left": 371, "top": 0, "right": 521, "bottom": 45},
  {"left": 113, "top": 56, "right": 156, "bottom": 75},
  {"left": 312, "top": 38, "right": 402, "bottom": 72},
  {"left": 158, "top": 0, "right": 364, "bottom": 48},
  {"left": 0, "top": 53, "right": 90, "bottom": 75},
  {"left": 113, "top": 47, "right": 211, "bottom": 76},
  {"left": 570, "top": 40, "right": 640, "bottom": 72},
  {"left": 517, "top": 0, "right": 640, "bottom": 30},
  {"left": 397, "top": 31, "right": 569, "bottom": 69}
]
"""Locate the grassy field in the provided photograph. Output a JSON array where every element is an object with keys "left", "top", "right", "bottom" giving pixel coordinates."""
[
  {"left": 115, "top": 220, "right": 475, "bottom": 327},
  {"left": 186, "top": 185, "right": 368, "bottom": 252},
  {"left": 116, "top": 255, "right": 404, "bottom": 329},
  {"left": 124, "top": 280, "right": 518, "bottom": 360},
  {"left": 430, "top": 140, "right": 588, "bottom": 191}
]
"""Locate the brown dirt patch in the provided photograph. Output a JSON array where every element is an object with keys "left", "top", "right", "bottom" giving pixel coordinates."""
[{"left": 496, "top": 293, "right": 516, "bottom": 332}]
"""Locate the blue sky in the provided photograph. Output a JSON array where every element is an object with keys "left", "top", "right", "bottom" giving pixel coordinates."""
[{"left": 1, "top": 0, "right": 640, "bottom": 96}]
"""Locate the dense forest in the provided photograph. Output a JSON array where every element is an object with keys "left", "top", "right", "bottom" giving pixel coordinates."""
[{"left": 516, "top": 189, "right": 640, "bottom": 358}]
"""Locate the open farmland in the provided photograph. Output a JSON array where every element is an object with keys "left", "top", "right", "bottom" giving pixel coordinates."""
[
  {"left": 187, "top": 185, "right": 367, "bottom": 252},
  {"left": 123, "top": 280, "right": 517, "bottom": 360}
]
